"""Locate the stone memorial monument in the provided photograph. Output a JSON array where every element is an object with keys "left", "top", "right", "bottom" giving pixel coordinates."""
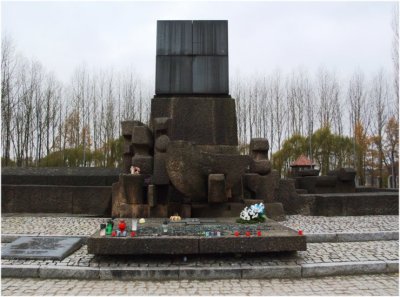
[{"left": 112, "top": 20, "right": 303, "bottom": 220}]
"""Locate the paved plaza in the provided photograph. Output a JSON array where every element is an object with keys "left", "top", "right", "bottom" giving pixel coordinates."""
[
  {"left": 1, "top": 214, "right": 399, "bottom": 295},
  {"left": 2, "top": 274, "right": 399, "bottom": 296}
]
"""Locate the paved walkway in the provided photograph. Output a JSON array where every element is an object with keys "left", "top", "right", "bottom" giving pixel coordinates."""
[
  {"left": 2, "top": 214, "right": 398, "bottom": 236},
  {"left": 2, "top": 274, "right": 399, "bottom": 295}
]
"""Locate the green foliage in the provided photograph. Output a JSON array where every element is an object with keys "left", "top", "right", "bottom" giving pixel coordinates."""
[
  {"left": 272, "top": 127, "right": 354, "bottom": 176},
  {"left": 37, "top": 136, "right": 124, "bottom": 168}
]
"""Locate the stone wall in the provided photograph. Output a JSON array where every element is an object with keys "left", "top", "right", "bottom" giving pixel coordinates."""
[{"left": 1, "top": 167, "right": 120, "bottom": 216}]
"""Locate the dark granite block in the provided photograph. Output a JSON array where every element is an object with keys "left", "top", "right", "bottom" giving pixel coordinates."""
[
  {"left": 152, "top": 117, "right": 172, "bottom": 134},
  {"left": 199, "top": 236, "right": 306, "bottom": 254},
  {"left": 151, "top": 97, "right": 238, "bottom": 146},
  {"left": 72, "top": 186, "right": 111, "bottom": 215},
  {"left": 156, "top": 56, "right": 193, "bottom": 94},
  {"left": 1, "top": 185, "right": 15, "bottom": 212},
  {"left": 8, "top": 186, "right": 71, "bottom": 213},
  {"left": 147, "top": 185, "right": 157, "bottom": 207},
  {"left": 208, "top": 174, "right": 227, "bottom": 203},
  {"left": 120, "top": 174, "right": 144, "bottom": 204},
  {"left": 193, "top": 20, "right": 228, "bottom": 55},
  {"left": 132, "top": 156, "right": 153, "bottom": 175},
  {"left": 132, "top": 126, "right": 153, "bottom": 147},
  {"left": 157, "top": 20, "right": 193, "bottom": 55},
  {"left": 192, "top": 56, "right": 228, "bottom": 94},
  {"left": 152, "top": 154, "right": 169, "bottom": 185},
  {"left": 88, "top": 234, "right": 199, "bottom": 255},
  {"left": 2, "top": 237, "right": 82, "bottom": 260},
  {"left": 121, "top": 121, "right": 142, "bottom": 137},
  {"left": 249, "top": 160, "right": 271, "bottom": 175}
]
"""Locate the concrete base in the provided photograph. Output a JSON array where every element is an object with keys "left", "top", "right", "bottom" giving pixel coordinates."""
[{"left": 87, "top": 218, "right": 306, "bottom": 255}]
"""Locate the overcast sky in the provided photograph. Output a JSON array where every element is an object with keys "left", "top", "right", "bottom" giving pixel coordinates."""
[{"left": 2, "top": 1, "right": 395, "bottom": 84}]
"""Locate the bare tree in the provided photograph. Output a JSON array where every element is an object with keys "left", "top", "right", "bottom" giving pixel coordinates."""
[
  {"left": 1, "top": 34, "right": 17, "bottom": 166},
  {"left": 370, "top": 70, "right": 389, "bottom": 187},
  {"left": 392, "top": 3, "right": 399, "bottom": 119}
]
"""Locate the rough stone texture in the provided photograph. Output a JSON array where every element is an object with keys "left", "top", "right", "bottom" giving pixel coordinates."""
[
  {"left": 249, "top": 138, "right": 269, "bottom": 159},
  {"left": 120, "top": 174, "right": 144, "bottom": 204},
  {"left": 71, "top": 186, "right": 112, "bottom": 215},
  {"left": 301, "top": 261, "right": 387, "bottom": 277},
  {"left": 121, "top": 120, "right": 143, "bottom": 137},
  {"left": 88, "top": 234, "right": 199, "bottom": 255},
  {"left": 2, "top": 237, "right": 82, "bottom": 260},
  {"left": 198, "top": 235, "right": 305, "bottom": 254},
  {"left": 1, "top": 167, "right": 120, "bottom": 186},
  {"left": 132, "top": 126, "right": 153, "bottom": 148},
  {"left": 2, "top": 185, "right": 111, "bottom": 216},
  {"left": 155, "top": 135, "right": 170, "bottom": 152},
  {"left": 85, "top": 217, "right": 306, "bottom": 256},
  {"left": 119, "top": 204, "right": 149, "bottom": 218},
  {"left": 265, "top": 202, "right": 286, "bottom": 221},
  {"left": 165, "top": 141, "right": 250, "bottom": 203},
  {"left": 151, "top": 97, "right": 238, "bottom": 146},
  {"left": 131, "top": 155, "right": 153, "bottom": 175},
  {"left": 152, "top": 154, "right": 169, "bottom": 185},
  {"left": 207, "top": 174, "right": 227, "bottom": 203},
  {"left": 39, "top": 266, "right": 100, "bottom": 279},
  {"left": 241, "top": 265, "right": 301, "bottom": 279},
  {"left": 147, "top": 185, "right": 157, "bottom": 207},
  {"left": 2, "top": 265, "right": 40, "bottom": 278},
  {"left": 312, "top": 192, "right": 399, "bottom": 216},
  {"left": 275, "top": 179, "right": 307, "bottom": 215},
  {"left": 249, "top": 159, "right": 271, "bottom": 175}
]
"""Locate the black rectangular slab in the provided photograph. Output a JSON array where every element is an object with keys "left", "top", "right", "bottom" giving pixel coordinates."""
[
  {"left": 87, "top": 218, "right": 306, "bottom": 255},
  {"left": 2, "top": 237, "right": 82, "bottom": 260}
]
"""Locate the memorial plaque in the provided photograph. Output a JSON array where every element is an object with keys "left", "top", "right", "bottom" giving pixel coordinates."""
[
  {"left": 193, "top": 20, "right": 228, "bottom": 55},
  {"left": 157, "top": 20, "right": 193, "bottom": 55},
  {"left": 155, "top": 20, "right": 229, "bottom": 95},
  {"left": 2, "top": 237, "right": 82, "bottom": 260},
  {"left": 193, "top": 56, "right": 229, "bottom": 94},
  {"left": 156, "top": 56, "right": 193, "bottom": 94}
]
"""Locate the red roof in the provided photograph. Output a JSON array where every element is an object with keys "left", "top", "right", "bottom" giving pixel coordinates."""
[{"left": 291, "top": 155, "right": 315, "bottom": 167}]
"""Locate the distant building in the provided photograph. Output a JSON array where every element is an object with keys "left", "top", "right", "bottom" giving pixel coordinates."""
[{"left": 289, "top": 154, "right": 319, "bottom": 177}]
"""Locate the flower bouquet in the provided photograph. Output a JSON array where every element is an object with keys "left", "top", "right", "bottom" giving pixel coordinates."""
[{"left": 236, "top": 202, "right": 266, "bottom": 224}]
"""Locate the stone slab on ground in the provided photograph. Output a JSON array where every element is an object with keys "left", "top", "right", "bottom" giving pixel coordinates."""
[
  {"left": 1, "top": 237, "right": 82, "bottom": 260},
  {"left": 86, "top": 217, "right": 306, "bottom": 255}
]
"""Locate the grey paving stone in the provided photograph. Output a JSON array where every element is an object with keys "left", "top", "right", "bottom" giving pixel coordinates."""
[
  {"left": 99, "top": 267, "right": 180, "bottom": 280},
  {"left": 302, "top": 261, "right": 387, "bottom": 277},
  {"left": 386, "top": 260, "right": 399, "bottom": 273},
  {"left": 337, "top": 231, "right": 399, "bottom": 242},
  {"left": 306, "top": 233, "right": 337, "bottom": 243},
  {"left": 38, "top": 266, "right": 99, "bottom": 279},
  {"left": 241, "top": 265, "right": 301, "bottom": 279},
  {"left": 1, "top": 264, "right": 40, "bottom": 278},
  {"left": 179, "top": 267, "right": 241, "bottom": 280}
]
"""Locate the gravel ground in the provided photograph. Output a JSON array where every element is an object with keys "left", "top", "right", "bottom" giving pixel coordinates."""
[{"left": 2, "top": 274, "right": 399, "bottom": 296}]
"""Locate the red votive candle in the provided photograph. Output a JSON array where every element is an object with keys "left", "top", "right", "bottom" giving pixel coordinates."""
[
  {"left": 111, "top": 231, "right": 117, "bottom": 237},
  {"left": 245, "top": 231, "right": 251, "bottom": 237},
  {"left": 131, "top": 231, "right": 136, "bottom": 237},
  {"left": 298, "top": 230, "right": 303, "bottom": 236},
  {"left": 234, "top": 231, "right": 240, "bottom": 237},
  {"left": 257, "top": 230, "right": 262, "bottom": 237}
]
